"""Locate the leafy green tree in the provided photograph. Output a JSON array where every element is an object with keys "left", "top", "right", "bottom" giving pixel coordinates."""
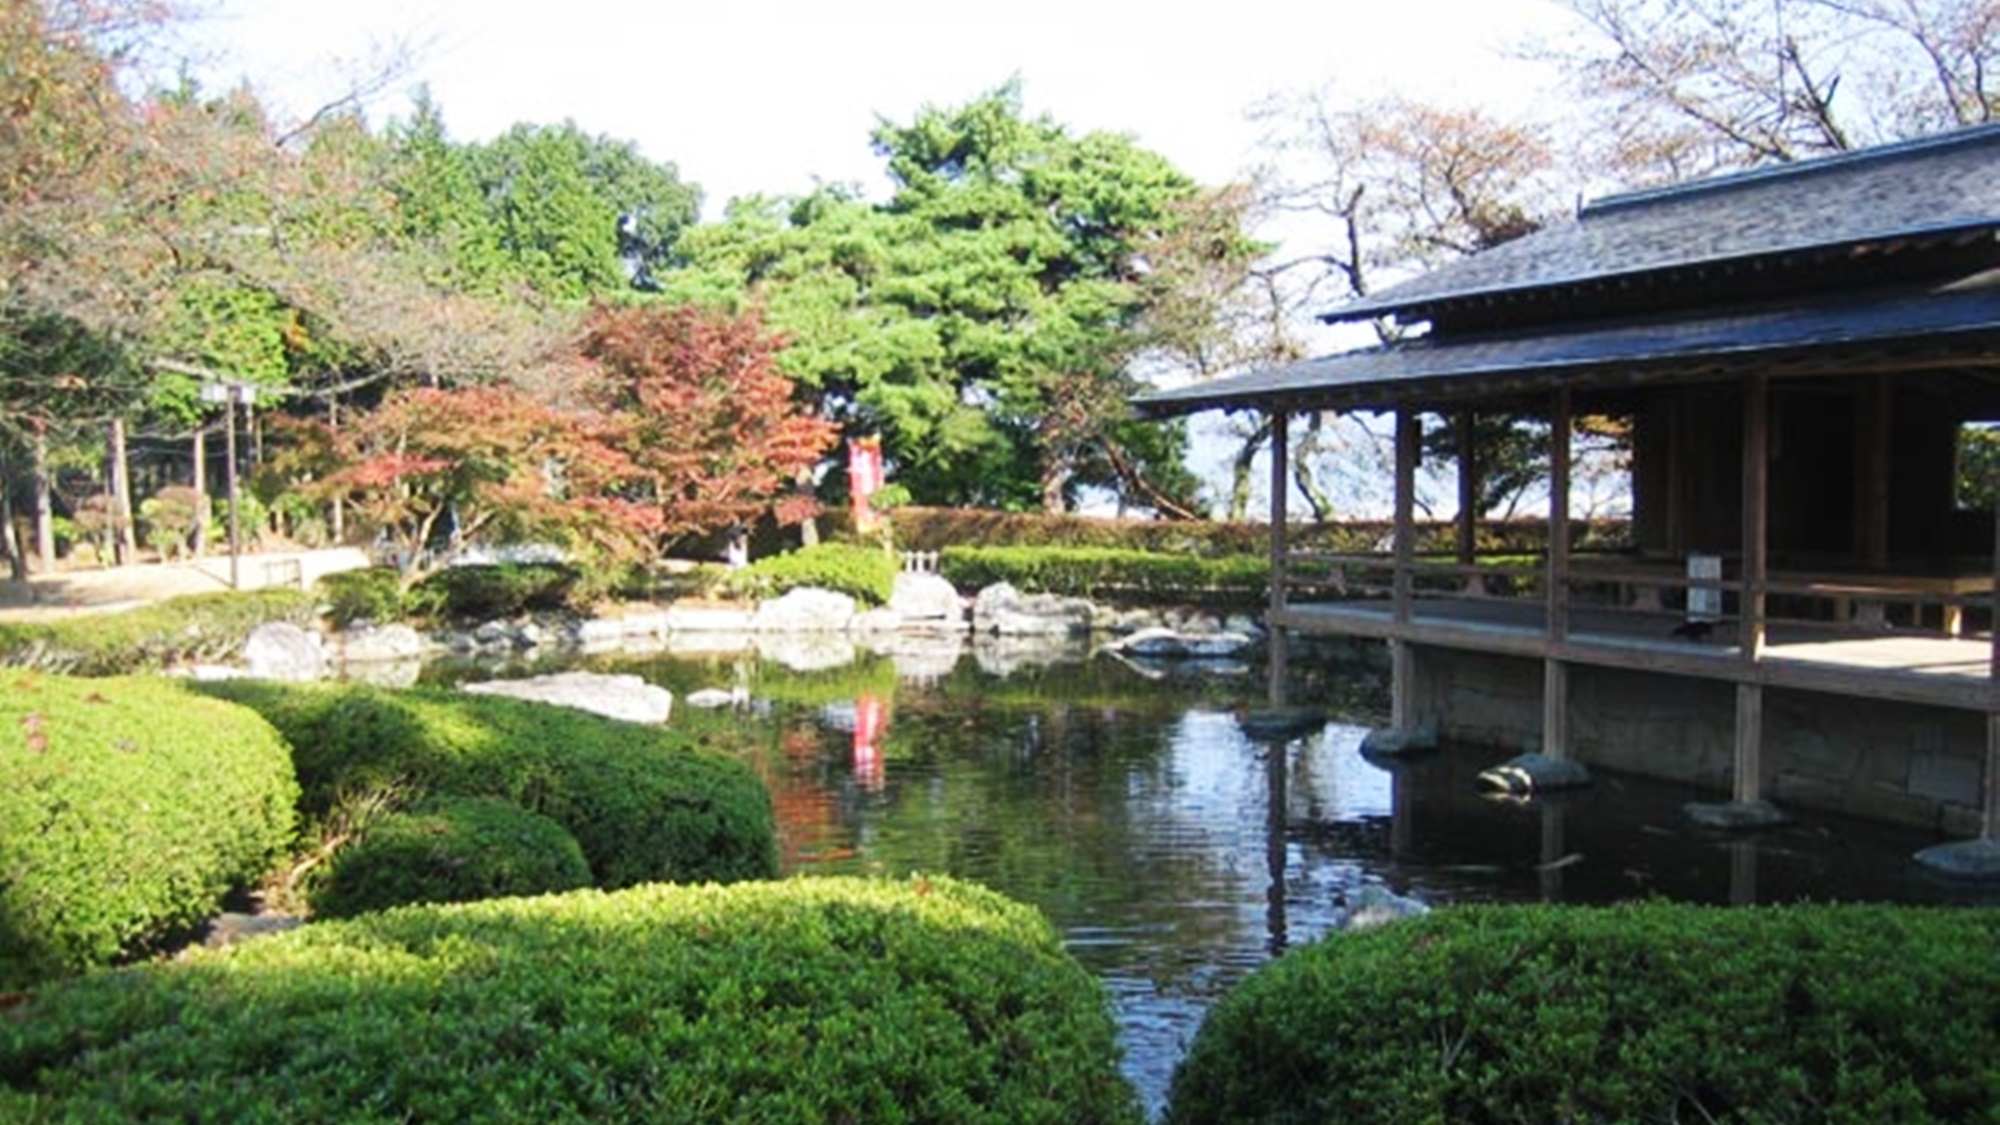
[
  {"left": 665, "top": 83, "right": 1233, "bottom": 515},
  {"left": 466, "top": 120, "right": 700, "bottom": 301},
  {"left": 380, "top": 89, "right": 512, "bottom": 295}
]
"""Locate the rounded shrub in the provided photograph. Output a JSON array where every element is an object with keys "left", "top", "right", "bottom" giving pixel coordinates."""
[
  {"left": 0, "top": 674, "right": 298, "bottom": 989},
  {"left": 1165, "top": 902, "right": 2000, "bottom": 1125},
  {"left": 197, "top": 681, "right": 778, "bottom": 894},
  {"left": 317, "top": 565, "right": 406, "bottom": 627},
  {"left": 313, "top": 796, "right": 592, "bottom": 920},
  {"left": 0, "top": 876, "right": 1143, "bottom": 1124},
  {"left": 727, "top": 542, "right": 898, "bottom": 605},
  {"left": 416, "top": 562, "right": 581, "bottom": 622}
]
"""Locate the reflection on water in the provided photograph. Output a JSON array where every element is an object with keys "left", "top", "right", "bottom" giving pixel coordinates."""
[{"left": 556, "top": 638, "right": 1996, "bottom": 1120}]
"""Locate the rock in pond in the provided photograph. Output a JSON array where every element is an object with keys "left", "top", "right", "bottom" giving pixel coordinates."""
[
  {"left": 461, "top": 672, "right": 673, "bottom": 725},
  {"left": 242, "top": 622, "right": 326, "bottom": 682}
]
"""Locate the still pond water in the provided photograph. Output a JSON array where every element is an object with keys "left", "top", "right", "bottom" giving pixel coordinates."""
[{"left": 429, "top": 634, "right": 1999, "bottom": 1120}]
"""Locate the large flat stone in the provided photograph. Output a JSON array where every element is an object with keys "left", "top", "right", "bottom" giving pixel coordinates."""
[{"left": 462, "top": 672, "right": 672, "bottom": 725}]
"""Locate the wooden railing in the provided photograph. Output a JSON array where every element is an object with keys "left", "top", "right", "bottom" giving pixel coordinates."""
[{"left": 1277, "top": 550, "right": 1996, "bottom": 639}]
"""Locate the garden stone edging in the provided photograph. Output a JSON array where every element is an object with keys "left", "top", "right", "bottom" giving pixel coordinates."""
[{"left": 343, "top": 582, "right": 1268, "bottom": 674}]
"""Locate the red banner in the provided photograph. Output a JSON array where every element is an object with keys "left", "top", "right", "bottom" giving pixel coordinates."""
[{"left": 848, "top": 435, "right": 885, "bottom": 533}]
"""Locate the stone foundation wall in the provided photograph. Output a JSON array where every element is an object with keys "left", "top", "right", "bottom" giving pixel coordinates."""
[{"left": 1404, "top": 644, "right": 1985, "bottom": 834}]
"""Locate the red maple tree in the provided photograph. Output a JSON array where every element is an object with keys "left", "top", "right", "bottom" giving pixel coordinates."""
[
  {"left": 323, "top": 383, "right": 657, "bottom": 588},
  {"left": 579, "top": 303, "right": 835, "bottom": 544}
]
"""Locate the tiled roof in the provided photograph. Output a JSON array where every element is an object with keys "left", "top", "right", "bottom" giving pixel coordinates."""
[
  {"left": 1331, "top": 124, "right": 2000, "bottom": 326},
  {"left": 1134, "top": 278, "right": 2000, "bottom": 418}
]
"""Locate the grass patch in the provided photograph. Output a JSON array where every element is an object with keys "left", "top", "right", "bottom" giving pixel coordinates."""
[{"left": 0, "top": 589, "right": 316, "bottom": 675}]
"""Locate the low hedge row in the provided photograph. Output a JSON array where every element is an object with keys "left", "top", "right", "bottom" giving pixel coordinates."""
[
  {"left": 0, "top": 675, "right": 298, "bottom": 989},
  {"left": 0, "top": 588, "right": 316, "bottom": 675},
  {"left": 321, "top": 563, "right": 617, "bottom": 627},
  {"left": 312, "top": 796, "right": 594, "bottom": 920},
  {"left": 0, "top": 876, "right": 1143, "bottom": 1124},
  {"left": 1167, "top": 901, "right": 2000, "bottom": 1125},
  {"left": 941, "top": 546, "right": 1269, "bottom": 603},
  {"left": 892, "top": 506, "right": 1632, "bottom": 556},
  {"left": 196, "top": 681, "right": 778, "bottom": 903},
  {"left": 727, "top": 542, "right": 899, "bottom": 606}
]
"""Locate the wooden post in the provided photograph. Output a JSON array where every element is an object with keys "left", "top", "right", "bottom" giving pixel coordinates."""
[
  {"left": 1268, "top": 409, "right": 1290, "bottom": 708},
  {"left": 1393, "top": 409, "right": 1418, "bottom": 626},
  {"left": 1455, "top": 409, "right": 1477, "bottom": 566},
  {"left": 1543, "top": 657, "right": 1569, "bottom": 760},
  {"left": 225, "top": 393, "right": 241, "bottom": 591},
  {"left": 109, "top": 417, "right": 135, "bottom": 566},
  {"left": 1857, "top": 377, "right": 1891, "bottom": 571},
  {"left": 31, "top": 425, "right": 53, "bottom": 573},
  {"left": 1548, "top": 389, "right": 1572, "bottom": 642},
  {"left": 1984, "top": 714, "right": 2000, "bottom": 842},
  {"left": 192, "top": 428, "right": 207, "bottom": 557},
  {"left": 1989, "top": 475, "right": 1999, "bottom": 685},
  {"left": 1390, "top": 640, "right": 1415, "bottom": 733},
  {"left": 1537, "top": 803, "right": 1567, "bottom": 902},
  {"left": 1741, "top": 374, "right": 1769, "bottom": 663},
  {"left": 1733, "top": 683, "right": 1764, "bottom": 805}
]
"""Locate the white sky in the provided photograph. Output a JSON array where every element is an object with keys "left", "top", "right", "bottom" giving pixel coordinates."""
[{"left": 187, "top": 0, "right": 1579, "bottom": 221}]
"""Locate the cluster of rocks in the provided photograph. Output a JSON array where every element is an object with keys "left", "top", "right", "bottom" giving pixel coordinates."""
[
  {"left": 203, "top": 572, "right": 1270, "bottom": 701},
  {"left": 367, "top": 574, "right": 1265, "bottom": 667}
]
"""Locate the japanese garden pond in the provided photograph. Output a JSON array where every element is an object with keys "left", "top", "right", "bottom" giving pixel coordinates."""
[{"left": 416, "top": 633, "right": 2000, "bottom": 1120}]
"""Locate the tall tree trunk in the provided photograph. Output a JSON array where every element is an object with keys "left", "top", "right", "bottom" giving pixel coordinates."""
[
  {"left": 328, "top": 396, "right": 345, "bottom": 543},
  {"left": 192, "top": 426, "right": 208, "bottom": 557},
  {"left": 1, "top": 444, "right": 23, "bottom": 582},
  {"left": 1291, "top": 415, "right": 1337, "bottom": 524},
  {"left": 1040, "top": 459, "right": 1070, "bottom": 514},
  {"left": 108, "top": 417, "right": 136, "bottom": 566},
  {"left": 32, "top": 425, "right": 53, "bottom": 573},
  {"left": 1228, "top": 417, "right": 1273, "bottom": 521}
]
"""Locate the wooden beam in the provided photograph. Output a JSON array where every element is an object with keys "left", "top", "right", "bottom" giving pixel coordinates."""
[
  {"left": 1548, "top": 389, "right": 1572, "bottom": 642},
  {"left": 1394, "top": 409, "right": 1418, "bottom": 625},
  {"left": 1857, "top": 377, "right": 1892, "bottom": 570},
  {"left": 1741, "top": 374, "right": 1769, "bottom": 663},
  {"left": 1543, "top": 657, "right": 1570, "bottom": 760},
  {"left": 1986, "top": 713, "right": 2000, "bottom": 842},
  {"left": 1391, "top": 640, "right": 1415, "bottom": 732},
  {"left": 1269, "top": 409, "right": 1290, "bottom": 708},
  {"left": 1733, "top": 682, "right": 1764, "bottom": 804},
  {"left": 1990, "top": 475, "right": 1999, "bottom": 690},
  {"left": 1455, "top": 410, "right": 1477, "bottom": 565}
]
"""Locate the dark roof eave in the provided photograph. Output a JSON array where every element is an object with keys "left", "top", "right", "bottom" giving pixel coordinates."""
[
  {"left": 1134, "top": 286, "right": 2000, "bottom": 419},
  {"left": 1320, "top": 221, "right": 2000, "bottom": 328}
]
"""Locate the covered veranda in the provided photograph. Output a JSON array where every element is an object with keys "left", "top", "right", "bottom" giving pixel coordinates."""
[{"left": 1137, "top": 291, "right": 2000, "bottom": 859}]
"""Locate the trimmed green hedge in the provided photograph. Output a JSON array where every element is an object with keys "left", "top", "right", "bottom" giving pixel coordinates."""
[
  {"left": 727, "top": 542, "right": 898, "bottom": 605},
  {"left": 196, "top": 682, "right": 777, "bottom": 897},
  {"left": 321, "top": 563, "right": 608, "bottom": 628},
  {"left": 420, "top": 562, "right": 582, "bottom": 621},
  {"left": 0, "top": 675, "right": 298, "bottom": 989},
  {"left": 0, "top": 876, "right": 1143, "bottom": 1124},
  {"left": 891, "top": 505, "right": 1632, "bottom": 556},
  {"left": 313, "top": 796, "right": 593, "bottom": 920},
  {"left": 317, "top": 565, "right": 409, "bottom": 627},
  {"left": 0, "top": 588, "right": 317, "bottom": 675},
  {"left": 941, "top": 546, "right": 1268, "bottom": 603},
  {"left": 1166, "top": 902, "right": 2000, "bottom": 1125}
]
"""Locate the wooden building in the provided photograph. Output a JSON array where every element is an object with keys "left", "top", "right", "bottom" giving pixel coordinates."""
[{"left": 1136, "top": 125, "right": 2000, "bottom": 866}]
